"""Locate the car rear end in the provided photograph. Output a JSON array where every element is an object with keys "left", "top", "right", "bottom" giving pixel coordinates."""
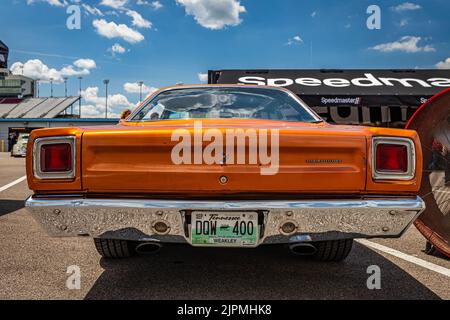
[
  {"left": 24, "top": 85, "right": 425, "bottom": 261},
  {"left": 24, "top": 123, "right": 424, "bottom": 249}
]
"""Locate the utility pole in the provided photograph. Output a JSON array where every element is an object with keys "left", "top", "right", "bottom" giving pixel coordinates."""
[
  {"left": 103, "top": 79, "right": 110, "bottom": 119},
  {"left": 138, "top": 81, "right": 144, "bottom": 103},
  {"left": 78, "top": 76, "right": 83, "bottom": 118}
]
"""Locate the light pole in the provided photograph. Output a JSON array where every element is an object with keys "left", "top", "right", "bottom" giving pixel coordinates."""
[
  {"left": 78, "top": 76, "right": 83, "bottom": 118},
  {"left": 63, "top": 77, "right": 74, "bottom": 115},
  {"left": 138, "top": 81, "right": 144, "bottom": 103},
  {"left": 103, "top": 79, "right": 109, "bottom": 119},
  {"left": 36, "top": 79, "right": 40, "bottom": 98},
  {"left": 50, "top": 78, "right": 54, "bottom": 97},
  {"left": 63, "top": 77, "right": 68, "bottom": 97}
]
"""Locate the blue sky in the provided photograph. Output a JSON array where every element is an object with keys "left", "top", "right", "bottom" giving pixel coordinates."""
[{"left": 1, "top": 0, "right": 449, "bottom": 117}]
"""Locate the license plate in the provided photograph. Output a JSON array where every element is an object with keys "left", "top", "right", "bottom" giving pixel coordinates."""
[{"left": 191, "top": 211, "right": 259, "bottom": 247}]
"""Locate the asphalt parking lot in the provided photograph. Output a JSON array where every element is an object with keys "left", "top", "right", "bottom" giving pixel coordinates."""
[{"left": 0, "top": 152, "right": 448, "bottom": 300}]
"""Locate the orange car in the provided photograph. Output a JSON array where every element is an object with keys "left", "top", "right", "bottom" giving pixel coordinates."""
[{"left": 25, "top": 85, "right": 425, "bottom": 261}]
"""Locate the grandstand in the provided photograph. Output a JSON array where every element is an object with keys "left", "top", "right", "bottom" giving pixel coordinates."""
[
  {"left": 1, "top": 96, "right": 81, "bottom": 119},
  {"left": 42, "top": 97, "right": 80, "bottom": 118},
  {"left": 2, "top": 97, "right": 80, "bottom": 119},
  {"left": 0, "top": 98, "right": 22, "bottom": 118}
]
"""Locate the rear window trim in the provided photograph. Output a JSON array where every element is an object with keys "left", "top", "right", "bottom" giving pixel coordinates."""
[{"left": 127, "top": 86, "right": 322, "bottom": 123}]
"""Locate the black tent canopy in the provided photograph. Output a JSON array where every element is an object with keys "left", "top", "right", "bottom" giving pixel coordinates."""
[
  {"left": 208, "top": 69, "right": 450, "bottom": 125},
  {"left": 0, "top": 40, "right": 9, "bottom": 69}
]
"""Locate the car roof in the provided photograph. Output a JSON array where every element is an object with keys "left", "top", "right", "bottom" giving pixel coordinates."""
[{"left": 155, "top": 84, "right": 293, "bottom": 93}]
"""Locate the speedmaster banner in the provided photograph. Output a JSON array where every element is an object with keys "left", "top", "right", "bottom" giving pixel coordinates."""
[{"left": 209, "top": 69, "right": 450, "bottom": 106}]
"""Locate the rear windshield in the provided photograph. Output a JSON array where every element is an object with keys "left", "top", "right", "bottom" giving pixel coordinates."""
[{"left": 130, "top": 87, "right": 319, "bottom": 123}]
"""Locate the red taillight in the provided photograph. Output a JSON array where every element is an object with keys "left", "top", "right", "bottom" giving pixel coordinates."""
[
  {"left": 376, "top": 144, "right": 408, "bottom": 172},
  {"left": 40, "top": 143, "right": 72, "bottom": 172}
]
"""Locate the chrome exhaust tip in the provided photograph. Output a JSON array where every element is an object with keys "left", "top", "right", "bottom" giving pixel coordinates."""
[
  {"left": 289, "top": 243, "right": 317, "bottom": 256},
  {"left": 135, "top": 242, "right": 162, "bottom": 255}
]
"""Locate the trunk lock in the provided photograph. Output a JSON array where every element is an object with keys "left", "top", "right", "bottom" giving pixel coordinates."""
[{"left": 219, "top": 176, "right": 228, "bottom": 185}]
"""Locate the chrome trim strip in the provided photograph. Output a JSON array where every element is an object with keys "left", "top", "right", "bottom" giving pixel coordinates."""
[
  {"left": 26, "top": 196, "right": 425, "bottom": 244},
  {"left": 372, "top": 136, "right": 416, "bottom": 181},
  {"left": 25, "top": 197, "right": 425, "bottom": 210},
  {"left": 33, "top": 136, "right": 76, "bottom": 180}
]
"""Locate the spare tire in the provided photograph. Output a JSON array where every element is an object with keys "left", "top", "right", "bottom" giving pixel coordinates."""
[{"left": 405, "top": 88, "right": 450, "bottom": 258}]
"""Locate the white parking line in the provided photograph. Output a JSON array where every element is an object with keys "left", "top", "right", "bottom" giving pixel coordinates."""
[
  {"left": 357, "top": 239, "right": 450, "bottom": 278},
  {"left": 434, "top": 190, "right": 450, "bottom": 194},
  {"left": 0, "top": 176, "right": 27, "bottom": 193}
]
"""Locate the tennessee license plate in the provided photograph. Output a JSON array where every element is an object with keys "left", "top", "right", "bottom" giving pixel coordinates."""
[{"left": 191, "top": 211, "right": 259, "bottom": 247}]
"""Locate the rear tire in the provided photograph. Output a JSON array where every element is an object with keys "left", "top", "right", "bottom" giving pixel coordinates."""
[
  {"left": 94, "top": 238, "right": 136, "bottom": 259},
  {"left": 312, "top": 239, "right": 353, "bottom": 262}
]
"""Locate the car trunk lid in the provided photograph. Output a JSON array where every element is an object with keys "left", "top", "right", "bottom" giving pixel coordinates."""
[{"left": 81, "top": 119, "right": 367, "bottom": 196}]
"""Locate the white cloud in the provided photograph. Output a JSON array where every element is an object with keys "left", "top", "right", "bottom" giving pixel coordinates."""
[
  {"left": 82, "top": 4, "right": 104, "bottom": 16},
  {"left": 105, "top": 10, "right": 120, "bottom": 16},
  {"left": 197, "top": 73, "right": 208, "bottom": 82},
  {"left": 286, "top": 35, "right": 303, "bottom": 46},
  {"left": 311, "top": 11, "right": 317, "bottom": 18},
  {"left": 126, "top": 10, "right": 152, "bottom": 28},
  {"left": 151, "top": 1, "right": 163, "bottom": 10},
  {"left": 59, "top": 65, "right": 89, "bottom": 77},
  {"left": 436, "top": 58, "right": 450, "bottom": 69},
  {"left": 392, "top": 2, "right": 422, "bottom": 12},
  {"left": 176, "top": 0, "right": 246, "bottom": 30},
  {"left": 123, "top": 82, "right": 158, "bottom": 96},
  {"left": 26, "top": 0, "right": 68, "bottom": 7},
  {"left": 399, "top": 19, "right": 409, "bottom": 27},
  {"left": 136, "top": 0, "right": 162, "bottom": 9},
  {"left": 110, "top": 43, "right": 127, "bottom": 54},
  {"left": 10, "top": 58, "right": 96, "bottom": 82},
  {"left": 73, "top": 58, "right": 97, "bottom": 70},
  {"left": 370, "top": 36, "right": 435, "bottom": 53},
  {"left": 93, "top": 19, "right": 145, "bottom": 44},
  {"left": 81, "top": 86, "right": 135, "bottom": 118},
  {"left": 100, "top": 0, "right": 128, "bottom": 9},
  {"left": 11, "top": 59, "right": 61, "bottom": 81}
]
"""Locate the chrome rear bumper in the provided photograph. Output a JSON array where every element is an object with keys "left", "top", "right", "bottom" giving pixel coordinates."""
[{"left": 25, "top": 196, "right": 425, "bottom": 245}]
